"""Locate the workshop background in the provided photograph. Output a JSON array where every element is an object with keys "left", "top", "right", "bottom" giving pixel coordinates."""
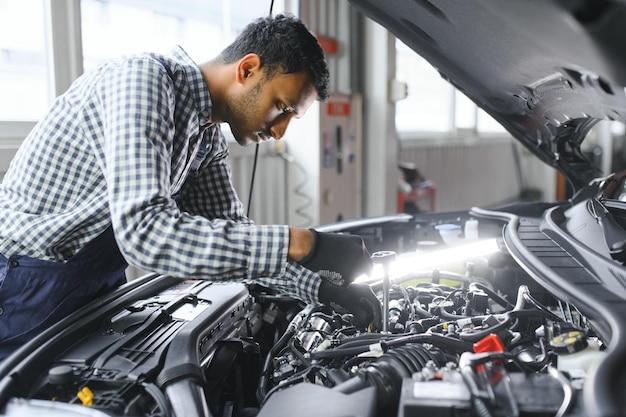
[{"left": 1, "top": 0, "right": 623, "bottom": 228}]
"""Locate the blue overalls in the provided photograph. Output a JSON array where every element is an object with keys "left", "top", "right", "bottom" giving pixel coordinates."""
[{"left": 0, "top": 226, "right": 128, "bottom": 360}]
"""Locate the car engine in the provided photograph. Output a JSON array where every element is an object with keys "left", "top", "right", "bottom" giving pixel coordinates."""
[{"left": 0, "top": 204, "right": 617, "bottom": 417}]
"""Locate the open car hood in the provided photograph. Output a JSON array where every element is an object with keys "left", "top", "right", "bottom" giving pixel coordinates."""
[{"left": 349, "top": 0, "right": 626, "bottom": 191}]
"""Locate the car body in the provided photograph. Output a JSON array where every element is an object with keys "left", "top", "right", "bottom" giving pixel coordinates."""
[{"left": 2, "top": 1, "right": 626, "bottom": 416}]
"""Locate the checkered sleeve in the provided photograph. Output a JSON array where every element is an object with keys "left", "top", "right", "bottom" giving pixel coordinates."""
[
  {"left": 96, "top": 57, "right": 297, "bottom": 290},
  {"left": 268, "top": 262, "right": 321, "bottom": 303},
  {"left": 174, "top": 131, "right": 322, "bottom": 302},
  {"left": 176, "top": 130, "right": 250, "bottom": 223}
]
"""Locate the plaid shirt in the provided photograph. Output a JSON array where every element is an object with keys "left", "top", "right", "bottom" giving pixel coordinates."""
[{"left": 0, "top": 46, "right": 320, "bottom": 303}]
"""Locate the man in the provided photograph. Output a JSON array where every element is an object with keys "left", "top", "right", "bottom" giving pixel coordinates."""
[{"left": 0, "top": 14, "right": 380, "bottom": 360}]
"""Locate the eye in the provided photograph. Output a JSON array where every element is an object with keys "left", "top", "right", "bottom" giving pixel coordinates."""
[{"left": 279, "top": 103, "right": 293, "bottom": 114}]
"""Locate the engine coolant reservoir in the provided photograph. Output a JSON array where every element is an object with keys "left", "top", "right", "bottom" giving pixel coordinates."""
[{"left": 551, "top": 330, "right": 605, "bottom": 373}]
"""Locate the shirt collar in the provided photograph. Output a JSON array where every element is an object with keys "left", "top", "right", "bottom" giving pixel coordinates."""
[{"left": 170, "top": 46, "right": 212, "bottom": 125}]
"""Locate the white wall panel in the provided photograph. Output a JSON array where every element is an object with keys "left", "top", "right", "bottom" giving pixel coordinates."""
[
  {"left": 399, "top": 140, "right": 523, "bottom": 212},
  {"left": 229, "top": 143, "right": 290, "bottom": 225}
]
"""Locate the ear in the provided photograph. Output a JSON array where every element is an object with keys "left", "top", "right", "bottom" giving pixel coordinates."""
[{"left": 236, "top": 54, "right": 262, "bottom": 84}]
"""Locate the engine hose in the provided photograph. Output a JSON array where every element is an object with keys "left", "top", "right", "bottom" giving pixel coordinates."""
[
  {"left": 327, "top": 331, "right": 416, "bottom": 350},
  {"left": 472, "top": 397, "right": 495, "bottom": 417},
  {"left": 386, "top": 333, "right": 473, "bottom": 353},
  {"left": 333, "top": 344, "right": 445, "bottom": 410},
  {"left": 510, "top": 306, "right": 563, "bottom": 322},
  {"left": 411, "top": 301, "right": 435, "bottom": 319},
  {"left": 460, "top": 362, "right": 495, "bottom": 417},
  {"left": 310, "top": 344, "right": 381, "bottom": 360},
  {"left": 458, "top": 315, "right": 512, "bottom": 342},
  {"left": 407, "top": 317, "right": 440, "bottom": 333},
  {"left": 141, "top": 382, "right": 172, "bottom": 416},
  {"left": 427, "top": 316, "right": 484, "bottom": 334},
  {"left": 257, "top": 305, "right": 319, "bottom": 402},
  {"left": 311, "top": 332, "right": 473, "bottom": 361},
  {"left": 437, "top": 307, "right": 471, "bottom": 321},
  {"left": 470, "top": 282, "right": 514, "bottom": 310},
  {"left": 288, "top": 337, "right": 311, "bottom": 367},
  {"left": 336, "top": 332, "right": 387, "bottom": 345},
  {"left": 256, "top": 329, "right": 295, "bottom": 403},
  {"left": 310, "top": 334, "right": 430, "bottom": 360}
]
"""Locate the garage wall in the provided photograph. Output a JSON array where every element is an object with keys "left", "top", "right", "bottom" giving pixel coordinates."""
[
  {"left": 229, "top": 143, "right": 291, "bottom": 225},
  {"left": 299, "top": 1, "right": 399, "bottom": 218},
  {"left": 399, "top": 137, "right": 558, "bottom": 213},
  {"left": 399, "top": 139, "right": 521, "bottom": 212}
]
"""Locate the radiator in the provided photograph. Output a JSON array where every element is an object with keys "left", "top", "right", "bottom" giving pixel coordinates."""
[{"left": 399, "top": 139, "right": 523, "bottom": 213}]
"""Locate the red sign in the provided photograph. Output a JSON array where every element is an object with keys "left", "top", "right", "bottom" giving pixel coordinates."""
[
  {"left": 316, "top": 34, "right": 338, "bottom": 54},
  {"left": 326, "top": 101, "right": 351, "bottom": 117}
]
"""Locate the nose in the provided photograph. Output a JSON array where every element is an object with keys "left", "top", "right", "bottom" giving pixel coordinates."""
[{"left": 269, "top": 114, "right": 293, "bottom": 140}]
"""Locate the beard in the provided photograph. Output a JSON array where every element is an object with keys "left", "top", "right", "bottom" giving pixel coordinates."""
[{"left": 224, "top": 83, "right": 264, "bottom": 147}]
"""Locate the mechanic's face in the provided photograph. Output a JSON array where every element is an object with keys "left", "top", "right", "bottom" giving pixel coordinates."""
[{"left": 226, "top": 60, "right": 318, "bottom": 146}]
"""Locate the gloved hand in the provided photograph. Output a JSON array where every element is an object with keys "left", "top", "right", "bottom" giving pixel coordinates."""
[
  {"left": 299, "top": 230, "right": 373, "bottom": 287},
  {"left": 318, "top": 280, "right": 382, "bottom": 330}
]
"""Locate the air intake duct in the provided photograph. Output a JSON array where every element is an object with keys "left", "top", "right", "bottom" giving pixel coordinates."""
[{"left": 333, "top": 343, "right": 445, "bottom": 413}]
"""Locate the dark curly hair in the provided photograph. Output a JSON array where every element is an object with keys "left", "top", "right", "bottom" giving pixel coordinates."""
[{"left": 216, "top": 14, "right": 329, "bottom": 101}]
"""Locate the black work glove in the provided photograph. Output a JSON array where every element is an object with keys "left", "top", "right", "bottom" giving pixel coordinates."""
[
  {"left": 318, "top": 280, "right": 382, "bottom": 331},
  {"left": 299, "top": 230, "right": 373, "bottom": 287}
]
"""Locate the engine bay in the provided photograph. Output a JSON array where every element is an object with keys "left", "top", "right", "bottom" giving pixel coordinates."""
[{"left": 1, "top": 190, "right": 626, "bottom": 417}]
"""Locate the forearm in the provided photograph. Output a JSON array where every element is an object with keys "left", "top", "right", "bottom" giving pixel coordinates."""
[
  {"left": 115, "top": 204, "right": 289, "bottom": 279},
  {"left": 287, "top": 227, "right": 314, "bottom": 262}
]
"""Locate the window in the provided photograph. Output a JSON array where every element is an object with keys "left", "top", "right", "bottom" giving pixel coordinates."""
[
  {"left": 81, "top": 0, "right": 282, "bottom": 71},
  {"left": 0, "top": 0, "right": 53, "bottom": 121},
  {"left": 395, "top": 39, "right": 505, "bottom": 136},
  {"left": 395, "top": 40, "right": 451, "bottom": 133},
  {"left": 79, "top": 0, "right": 289, "bottom": 142},
  {"left": 0, "top": 0, "right": 288, "bottom": 128}
]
